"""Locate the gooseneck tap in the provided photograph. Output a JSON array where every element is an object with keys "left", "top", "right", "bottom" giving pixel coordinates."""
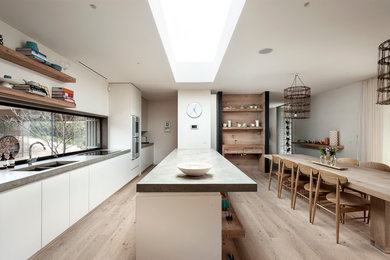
[{"left": 28, "top": 142, "right": 46, "bottom": 166}]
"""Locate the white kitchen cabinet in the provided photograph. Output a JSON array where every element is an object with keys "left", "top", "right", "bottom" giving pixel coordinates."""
[
  {"left": 89, "top": 153, "right": 134, "bottom": 210},
  {"left": 42, "top": 172, "right": 70, "bottom": 247},
  {"left": 141, "top": 145, "right": 154, "bottom": 172},
  {"left": 89, "top": 158, "right": 113, "bottom": 210},
  {"left": 70, "top": 167, "right": 89, "bottom": 226},
  {"left": 0, "top": 182, "right": 42, "bottom": 260}
]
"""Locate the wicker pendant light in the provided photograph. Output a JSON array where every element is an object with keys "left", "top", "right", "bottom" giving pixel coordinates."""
[
  {"left": 377, "top": 39, "right": 390, "bottom": 105},
  {"left": 284, "top": 74, "right": 311, "bottom": 119}
]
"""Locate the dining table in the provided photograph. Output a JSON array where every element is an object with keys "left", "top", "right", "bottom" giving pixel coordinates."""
[{"left": 265, "top": 154, "right": 390, "bottom": 253}]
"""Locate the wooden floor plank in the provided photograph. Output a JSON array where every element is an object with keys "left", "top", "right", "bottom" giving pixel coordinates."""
[{"left": 31, "top": 168, "right": 390, "bottom": 260}]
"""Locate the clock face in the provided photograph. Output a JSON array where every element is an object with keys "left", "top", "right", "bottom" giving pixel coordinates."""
[{"left": 187, "top": 103, "right": 202, "bottom": 118}]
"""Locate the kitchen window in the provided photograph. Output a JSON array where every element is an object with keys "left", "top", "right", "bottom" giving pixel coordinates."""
[{"left": 0, "top": 104, "right": 101, "bottom": 163}]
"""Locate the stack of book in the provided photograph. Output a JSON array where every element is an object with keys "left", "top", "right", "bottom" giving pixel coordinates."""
[
  {"left": 13, "top": 84, "right": 49, "bottom": 96},
  {"left": 52, "top": 87, "right": 75, "bottom": 104},
  {"left": 16, "top": 48, "right": 49, "bottom": 64}
]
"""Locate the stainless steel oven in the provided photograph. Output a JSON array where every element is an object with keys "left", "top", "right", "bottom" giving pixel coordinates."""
[
  {"left": 132, "top": 115, "right": 140, "bottom": 138},
  {"left": 132, "top": 137, "right": 140, "bottom": 159},
  {"left": 131, "top": 115, "right": 140, "bottom": 159}
]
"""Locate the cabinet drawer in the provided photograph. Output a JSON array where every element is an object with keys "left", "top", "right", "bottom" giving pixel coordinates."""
[
  {"left": 224, "top": 148, "right": 244, "bottom": 154},
  {"left": 243, "top": 148, "right": 263, "bottom": 154}
]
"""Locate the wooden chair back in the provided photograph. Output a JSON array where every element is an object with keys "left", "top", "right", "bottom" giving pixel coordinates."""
[
  {"left": 298, "top": 163, "right": 318, "bottom": 177},
  {"left": 361, "top": 162, "right": 390, "bottom": 172},
  {"left": 337, "top": 158, "right": 359, "bottom": 167},
  {"left": 272, "top": 155, "right": 282, "bottom": 164},
  {"left": 282, "top": 159, "right": 297, "bottom": 170},
  {"left": 318, "top": 169, "right": 348, "bottom": 186}
]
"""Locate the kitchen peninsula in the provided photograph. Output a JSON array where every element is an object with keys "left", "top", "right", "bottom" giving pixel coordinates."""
[{"left": 136, "top": 149, "right": 257, "bottom": 260}]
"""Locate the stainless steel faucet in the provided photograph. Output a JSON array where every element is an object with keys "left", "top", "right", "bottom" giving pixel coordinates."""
[{"left": 28, "top": 142, "right": 46, "bottom": 166}]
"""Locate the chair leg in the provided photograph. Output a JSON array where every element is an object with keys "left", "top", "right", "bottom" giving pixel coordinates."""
[
  {"left": 290, "top": 168, "right": 295, "bottom": 208},
  {"left": 293, "top": 170, "right": 300, "bottom": 209},
  {"left": 312, "top": 176, "right": 321, "bottom": 224},
  {"left": 367, "top": 209, "right": 370, "bottom": 224},
  {"left": 309, "top": 174, "right": 313, "bottom": 223},
  {"left": 277, "top": 173, "right": 281, "bottom": 198},
  {"left": 278, "top": 165, "right": 285, "bottom": 198},
  {"left": 336, "top": 183, "right": 340, "bottom": 244},
  {"left": 268, "top": 159, "right": 273, "bottom": 191}
]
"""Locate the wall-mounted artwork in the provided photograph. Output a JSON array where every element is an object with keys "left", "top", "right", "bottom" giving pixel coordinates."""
[{"left": 164, "top": 121, "right": 171, "bottom": 132}]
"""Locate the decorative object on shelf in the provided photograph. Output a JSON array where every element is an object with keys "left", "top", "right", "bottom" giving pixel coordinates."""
[
  {"left": 377, "top": 39, "right": 390, "bottom": 105},
  {"left": 0, "top": 135, "right": 20, "bottom": 157},
  {"left": 329, "top": 130, "right": 339, "bottom": 146},
  {"left": 284, "top": 73, "right": 311, "bottom": 119},
  {"left": 223, "top": 122, "right": 228, "bottom": 127},
  {"left": 227, "top": 120, "right": 232, "bottom": 127},
  {"left": 25, "top": 41, "right": 39, "bottom": 52},
  {"left": 177, "top": 162, "right": 212, "bottom": 177},
  {"left": 0, "top": 35, "right": 3, "bottom": 45}
]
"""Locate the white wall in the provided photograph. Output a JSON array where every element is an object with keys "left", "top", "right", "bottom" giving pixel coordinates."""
[
  {"left": 210, "top": 94, "right": 217, "bottom": 150},
  {"left": 294, "top": 81, "right": 363, "bottom": 159},
  {"left": 142, "top": 98, "right": 148, "bottom": 132},
  {"left": 146, "top": 98, "right": 178, "bottom": 164},
  {"left": 0, "top": 20, "right": 109, "bottom": 116},
  {"left": 178, "top": 90, "right": 211, "bottom": 149}
]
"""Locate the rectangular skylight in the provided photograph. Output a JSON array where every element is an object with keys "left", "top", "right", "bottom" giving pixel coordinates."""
[{"left": 148, "top": 0, "right": 246, "bottom": 82}]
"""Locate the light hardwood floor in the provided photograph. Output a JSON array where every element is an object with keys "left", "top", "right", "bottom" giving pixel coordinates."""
[{"left": 31, "top": 169, "right": 390, "bottom": 260}]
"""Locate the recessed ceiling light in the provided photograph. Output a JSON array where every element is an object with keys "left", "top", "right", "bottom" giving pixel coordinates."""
[
  {"left": 258, "top": 48, "right": 273, "bottom": 54},
  {"left": 90, "top": 4, "right": 97, "bottom": 9},
  {"left": 304, "top": 2, "right": 310, "bottom": 7}
]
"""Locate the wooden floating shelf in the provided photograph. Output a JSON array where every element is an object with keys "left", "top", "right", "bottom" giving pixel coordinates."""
[
  {"left": 292, "top": 142, "right": 344, "bottom": 149},
  {"left": 223, "top": 127, "right": 263, "bottom": 131},
  {"left": 222, "top": 205, "right": 245, "bottom": 239},
  {"left": 0, "top": 45, "right": 76, "bottom": 83},
  {"left": 0, "top": 86, "right": 76, "bottom": 109},
  {"left": 223, "top": 108, "right": 263, "bottom": 112}
]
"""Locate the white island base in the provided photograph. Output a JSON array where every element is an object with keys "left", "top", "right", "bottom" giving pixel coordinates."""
[{"left": 136, "top": 192, "right": 221, "bottom": 260}]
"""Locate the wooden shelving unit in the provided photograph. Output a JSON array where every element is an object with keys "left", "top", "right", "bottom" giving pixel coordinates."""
[
  {"left": 0, "top": 86, "right": 76, "bottom": 109},
  {"left": 222, "top": 94, "right": 266, "bottom": 172},
  {"left": 0, "top": 45, "right": 76, "bottom": 83},
  {"left": 292, "top": 142, "right": 344, "bottom": 149},
  {"left": 223, "top": 108, "right": 263, "bottom": 112},
  {"left": 223, "top": 127, "right": 263, "bottom": 131},
  {"left": 221, "top": 196, "right": 244, "bottom": 260}
]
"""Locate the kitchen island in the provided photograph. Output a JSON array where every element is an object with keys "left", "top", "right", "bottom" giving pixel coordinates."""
[{"left": 136, "top": 149, "right": 257, "bottom": 260}]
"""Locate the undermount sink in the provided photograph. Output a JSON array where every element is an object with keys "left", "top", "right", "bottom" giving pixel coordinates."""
[{"left": 14, "top": 161, "right": 77, "bottom": 172}]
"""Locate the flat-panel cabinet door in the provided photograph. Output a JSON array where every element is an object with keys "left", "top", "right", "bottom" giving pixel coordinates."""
[
  {"left": 70, "top": 167, "right": 89, "bottom": 225},
  {"left": 89, "top": 159, "right": 113, "bottom": 210},
  {"left": 0, "top": 182, "right": 42, "bottom": 260},
  {"left": 42, "top": 173, "right": 70, "bottom": 247}
]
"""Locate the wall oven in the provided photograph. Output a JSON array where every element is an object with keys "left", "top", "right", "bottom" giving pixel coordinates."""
[{"left": 131, "top": 115, "right": 140, "bottom": 159}]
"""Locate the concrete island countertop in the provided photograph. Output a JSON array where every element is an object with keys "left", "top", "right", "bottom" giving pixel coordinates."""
[
  {"left": 0, "top": 149, "right": 131, "bottom": 193},
  {"left": 137, "top": 149, "right": 257, "bottom": 192}
]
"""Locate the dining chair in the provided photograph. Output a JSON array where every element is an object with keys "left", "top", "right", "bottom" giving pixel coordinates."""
[
  {"left": 292, "top": 164, "right": 332, "bottom": 222},
  {"left": 279, "top": 159, "right": 297, "bottom": 202},
  {"left": 337, "top": 157, "right": 359, "bottom": 167},
  {"left": 360, "top": 161, "right": 390, "bottom": 172},
  {"left": 312, "top": 169, "right": 370, "bottom": 244},
  {"left": 268, "top": 155, "right": 282, "bottom": 191}
]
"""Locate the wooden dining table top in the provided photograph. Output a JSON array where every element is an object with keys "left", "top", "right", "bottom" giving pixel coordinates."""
[{"left": 265, "top": 154, "right": 390, "bottom": 202}]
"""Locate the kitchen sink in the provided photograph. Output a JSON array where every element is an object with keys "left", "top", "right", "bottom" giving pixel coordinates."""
[{"left": 14, "top": 161, "right": 77, "bottom": 172}]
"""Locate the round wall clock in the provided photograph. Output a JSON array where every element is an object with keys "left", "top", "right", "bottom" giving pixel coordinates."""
[{"left": 186, "top": 103, "right": 202, "bottom": 118}]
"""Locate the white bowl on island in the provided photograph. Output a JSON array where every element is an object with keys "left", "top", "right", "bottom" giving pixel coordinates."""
[{"left": 177, "top": 162, "right": 212, "bottom": 177}]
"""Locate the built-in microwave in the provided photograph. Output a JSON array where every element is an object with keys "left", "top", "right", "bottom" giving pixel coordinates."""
[{"left": 132, "top": 115, "right": 140, "bottom": 138}]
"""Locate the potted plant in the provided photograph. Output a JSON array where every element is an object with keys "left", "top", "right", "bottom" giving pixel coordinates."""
[{"left": 319, "top": 146, "right": 326, "bottom": 164}]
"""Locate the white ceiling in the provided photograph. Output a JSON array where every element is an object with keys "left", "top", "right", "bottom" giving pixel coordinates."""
[{"left": 0, "top": 0, "right": 389, "bottom": 101}]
